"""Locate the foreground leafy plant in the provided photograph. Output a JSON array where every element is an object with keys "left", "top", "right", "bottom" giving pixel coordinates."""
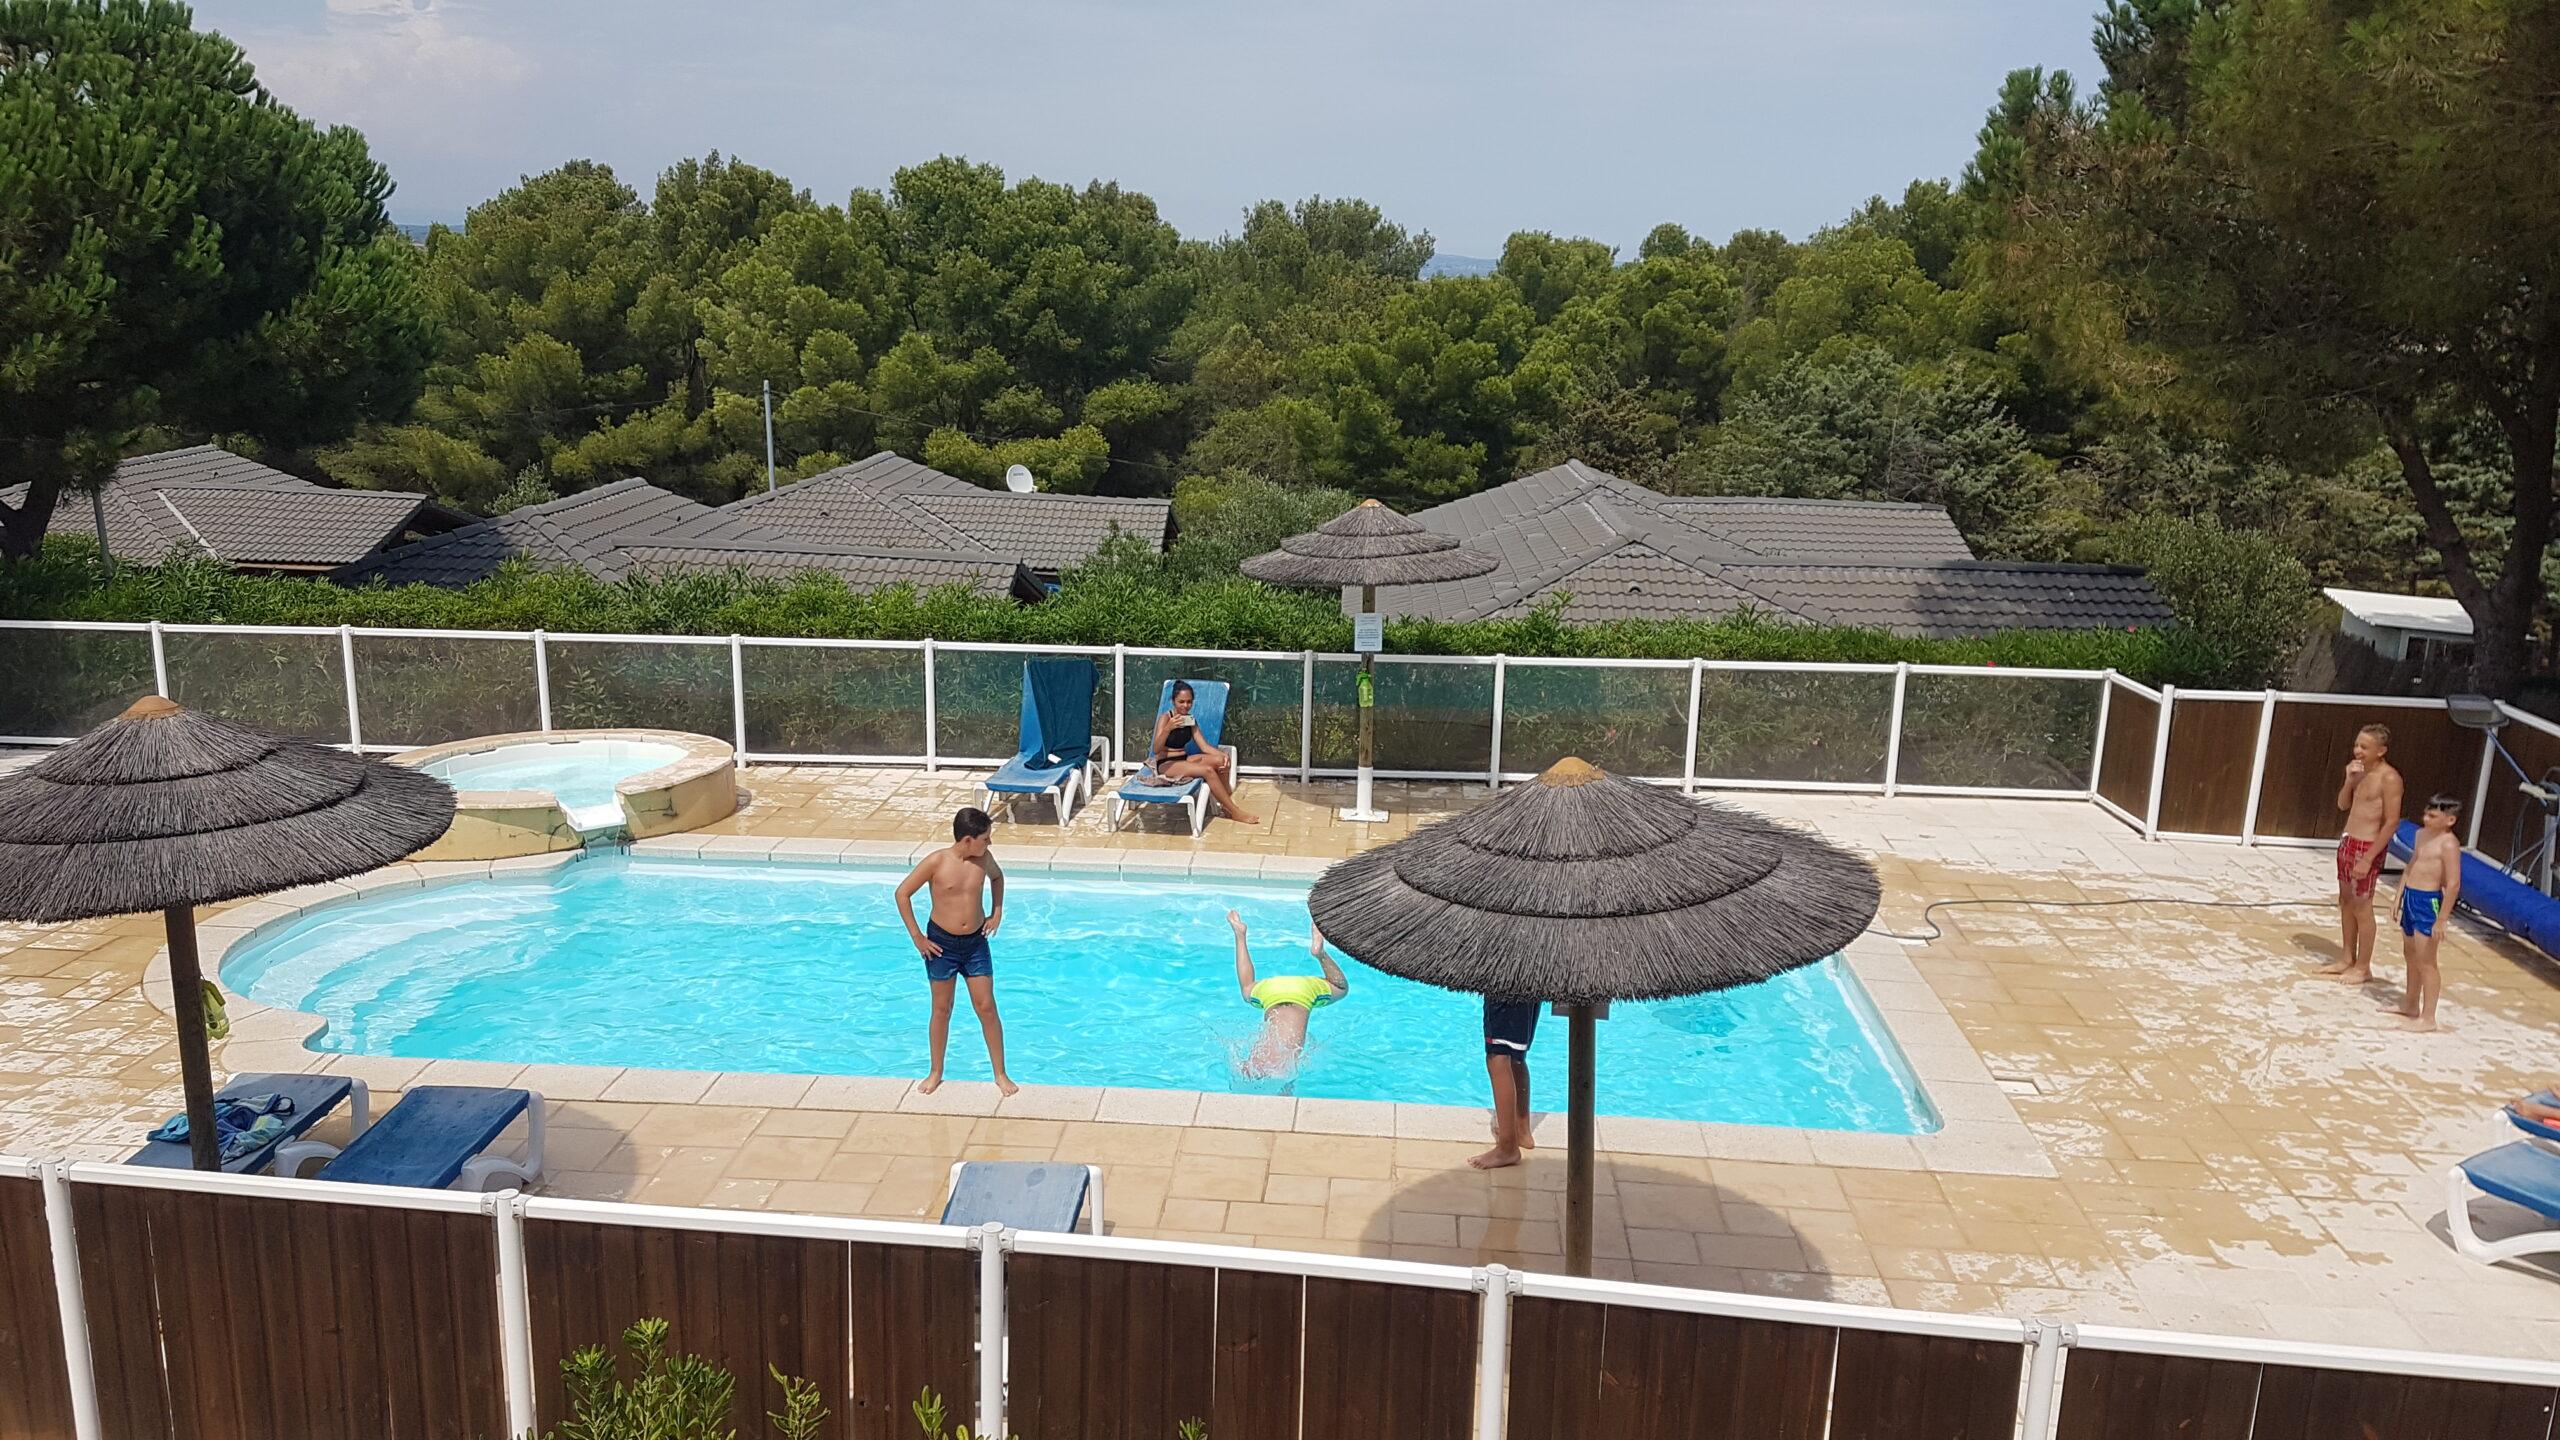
[
  {"left": 910, "top": 1387, "right": 1204, "bottom": 1439},
  {"left": 546, "top": 1319, "right": 826, "bottom": 1440}
]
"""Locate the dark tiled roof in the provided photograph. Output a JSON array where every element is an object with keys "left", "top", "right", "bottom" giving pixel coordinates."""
[
  {"left": 339, "top": 476, "right": 1047, "bottom": 602},
  {"left": 337, "top": 480, "right": 736, "bottom": 587},
  {"left": 619, "top": 538, "right": 1040, "bottom": 600},
  {"left": 3, "top": 446, "right": 436, "bottom": 568},
  {"left": 721, "top": 452, "right": 1169, "bottom": 571},
  {"left": 1381, "top": 460, "right": 2172, "bottom": 636}
]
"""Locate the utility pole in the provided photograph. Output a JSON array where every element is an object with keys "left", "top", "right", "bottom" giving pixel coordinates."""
[
  {"left": 762, "top": 379, "right": 778, "bottom": 493},
  {"left": 91, "top": 486, "right": 116, "bottom": 579}
]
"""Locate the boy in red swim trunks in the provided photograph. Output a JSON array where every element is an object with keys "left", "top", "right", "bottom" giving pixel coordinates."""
[{"left": 2320, "top": 723, "right": 2402, "bottom": 985}]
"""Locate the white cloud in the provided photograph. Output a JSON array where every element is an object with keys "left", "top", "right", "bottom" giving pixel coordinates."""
[{"left": 232, "top": 0, "right": 534, "bottom": 151}]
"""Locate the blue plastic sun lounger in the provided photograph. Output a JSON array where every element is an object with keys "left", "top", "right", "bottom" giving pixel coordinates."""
[
  {"left": 311, "top": 1085, "right": 545, "bottom": 1192},
  {"left": 2446, "top": 1092, "right": 2560, "bottom": 1268},
  {"left": 941, "top": 1160, "right": 1103, "bottom": 1235},
  {"left": 126, "top": 1071, "right": 372, "bottom": 1176},
  {"left": 983, "top": 659, "right": 1100, "bottom": 829},
  {"left": 1109, "top": 679, "right": 1237, "bottom": 836}
]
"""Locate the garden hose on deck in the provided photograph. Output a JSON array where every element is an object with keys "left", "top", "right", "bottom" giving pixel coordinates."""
[{"left": 1865, "top": 887, "right": 2381, "bottom": 945}]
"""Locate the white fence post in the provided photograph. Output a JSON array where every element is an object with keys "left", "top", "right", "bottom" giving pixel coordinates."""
[
  {"left": 338, "top": 624, "right": 363, "bottom": 752},
  {"left": 2144, "top": 685, "right": 2175, "bottom": 841},
  {"left": 1488, "top": 655, "right": 1507, "bottom": 793},
  {"left": 2087, "top": 671, "right": 2116, "bottom": 800},
  {"left": 532, "top": 631, "right": 553, "bottom": 732},
  {"left": 148, "top": 619, "right": 169, "bottom": 697},
  {"left": 728, "top": 636, "right": 748, "bottom": 766},
  {"left": 493, "top": 1191, "right": 538, "bottom": 1440},
  {"left": 973, "top": 1222, "right": 1008, "bottom": 1438},
  {"left": 2470, "top": 727, "right": 2496, "bottom": 851},
  {"left": 39, "top": 1162, "right": 101, "bottom": 1440},
  {"left": 2018, "top": 1320, "right": 2071, "bottom": 1440},
  {"left": 1300, "top": 649, "right": 1316, "bottom": 785},
  {"left": 922, "top": 638, "right": 939, "bottom": 774},
  {"left": 1472, "top": 1263, "right": 1518, "bottom": 1440},
  {"left": 1682, "top": 657, "right": 1704, "bottom": 796},
  {"left": 1112, "top": 644, "right": 1127, "bottom": 776},
  {"left": 2240, "top": 689, "right": 2276, "bottom": 845},
  {"left": 1882, "top": 661, "right": 1910, "bottom": 797}
]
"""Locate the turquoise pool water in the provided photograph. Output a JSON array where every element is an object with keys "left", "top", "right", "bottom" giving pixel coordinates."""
[
  {"left": 223, "top": 855, "right": 1938, "bottom": 1132},
  {"left": 416, "top": 739, "right": 686, "bottom": 814}
]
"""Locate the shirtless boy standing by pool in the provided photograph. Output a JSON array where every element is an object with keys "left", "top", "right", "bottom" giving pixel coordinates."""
[
  {"left": 894, "top": 807, "right": 1017, "bottom": 1096},
  {"left": 1228, "top": 909, "right": 1348, "bottom": 1078},
  {"left": 2321, "top": 723, "right": 2402, "bottom": 985},
  {"left": 2393, "top": 795, "right": 2463, "bottom": 1031}
]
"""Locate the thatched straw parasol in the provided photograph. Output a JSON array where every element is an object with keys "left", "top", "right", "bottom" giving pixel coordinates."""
[
  {"left": 1309, "top": 756, "right": 1880, "bottom": 1273},
  {"left": 0, "top": 697, "right": 456, "bottom": 1168},
  {"left": 1241, "top": 500, "right": 1495, "bottom": 822}
]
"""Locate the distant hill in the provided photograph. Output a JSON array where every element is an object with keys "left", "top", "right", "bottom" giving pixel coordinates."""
[{"left": 1422, "top": 253, "right": 1498, "bottom": 279}]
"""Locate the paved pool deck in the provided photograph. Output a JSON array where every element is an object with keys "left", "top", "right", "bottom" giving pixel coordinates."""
[{"left": 3, "top": 760, "right": 2558, "bottom": 1359}]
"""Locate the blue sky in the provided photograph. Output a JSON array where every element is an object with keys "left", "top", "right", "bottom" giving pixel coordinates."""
[{"left": 191, "top": 0, "right": 2101, "bottom": 256}]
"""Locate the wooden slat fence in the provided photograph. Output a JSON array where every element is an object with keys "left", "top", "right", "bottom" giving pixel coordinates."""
[
  {"left": 66, "top": 1181, "right": 503, "bottom": 1440},
  {"left": 522, "top": 1220, "right": 973, "bottom": 1440},
  {"left": 8, "top": 1166, "right": 2560, "bottom": 1440},
  {"left": 2096, "top": 685, "right": 2159, "bottom": 820},
  {"left": 0, "top": 1176, "right": 73, "bottom": 1440},
  {"left": 1006, "top": 1252, "right": 1479, "bottom": 1440},
  {"left": 2056, "top": 1346, "right": 2560, "bottom": 1440},
  {"left": 2251, "top": 701, "right": 2483, "bottom": 842},
  {"left": 1503, "top": 1296, "right": 2025, "bottom": 1440}
]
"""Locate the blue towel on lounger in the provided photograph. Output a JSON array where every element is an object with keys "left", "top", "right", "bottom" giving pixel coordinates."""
[{"left": 150, "top": 1094, "right": 295, "bottom": 1154}]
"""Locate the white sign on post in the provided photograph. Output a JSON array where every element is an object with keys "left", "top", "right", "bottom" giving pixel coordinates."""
[{"left": 1352, "top": 612, "right": 1383, "bottom": 654}]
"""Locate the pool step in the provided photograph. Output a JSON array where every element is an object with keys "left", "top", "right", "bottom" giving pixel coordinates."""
[{"left": 563, "top": 800, "right": 627, "bottom": 833}]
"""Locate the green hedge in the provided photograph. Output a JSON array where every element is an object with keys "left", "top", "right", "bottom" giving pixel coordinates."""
[{"left": 0, "top": 538, "right": 2235, "bottom": 683}]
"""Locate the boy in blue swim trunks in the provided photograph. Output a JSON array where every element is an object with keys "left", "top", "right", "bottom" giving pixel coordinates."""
[
  {"left": 1473, "top": 997, "right": 1540, "bottom": 1170},
  {"left": 894, "top": 807, "right": 1017, "bottom": 1095},
  {"left": 2395, "top": 794, "right": 2463, "bottom": 1033},
  {"left": 1227, "top": 910, "right": 1348, "bottom": 1078}
]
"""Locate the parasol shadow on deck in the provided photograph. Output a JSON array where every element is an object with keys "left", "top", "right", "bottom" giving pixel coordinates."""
[
  {"left": 1309, "top": 756, "right": 1881, "bottom": 1273},
  {"left": 0, "top": 697, "right": 456, "bottom": 1168}
]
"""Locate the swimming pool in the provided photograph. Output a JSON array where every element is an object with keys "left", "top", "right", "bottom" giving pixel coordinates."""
[
  {"left": 417, "top": 738, "right": 688, "bottom": 815},
  {"left": 223, "top": 854, "right": 1939, "bottom": 1132}
]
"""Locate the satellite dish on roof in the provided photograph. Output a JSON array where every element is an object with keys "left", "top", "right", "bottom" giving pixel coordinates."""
[{"left": 1004, "top": 463, "right": 1036, "bottom": 494}]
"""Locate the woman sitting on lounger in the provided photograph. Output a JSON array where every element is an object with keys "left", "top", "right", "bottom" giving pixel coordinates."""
[
  {"left": 1230, "top": 909, "right": 1347, "bottom": 1078},
  {"left": 1151, "top": 680, "right": 1259, "bottom": 824}
]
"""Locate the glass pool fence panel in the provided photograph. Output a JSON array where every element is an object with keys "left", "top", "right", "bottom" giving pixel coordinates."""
[
  {"left": 0, "top": 623, "right": 158, "bottom": 740},
  {"left": 1693, "top": 665, "right": 1895, "bottom": 788},
  {"left": 929, "top": 644, "right": 1114, "bottom": 765},
  {"left": 543, "top": 637, "right": 733, "bottom": 737},
  {"left": 161, "top": 626, "right": 350, "bottom": 745},
  {"left": 1309, "top": 656, "right": 1495, "bottom": 777},
  {"left": 348, "top": 632, "right": 542, "bottom": 749},
  {"left": 1497, "top": 658, "right": 1695, "bottom": 782},
  {"left": 1118, "top": 651, "right": 1307, "bottom": 771},
  {"left": 740, "top": 641, "right": 926, "bottom": 759},
  {"left": 1893, "top": 670, "right": 2106, "bottom": 793}
]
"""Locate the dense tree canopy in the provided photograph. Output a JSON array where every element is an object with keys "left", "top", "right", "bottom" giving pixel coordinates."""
[
  {"left": 21, "top": 0, "right": 2560, "bottom": 692},
  {"left": 0, "top": 0, "right": 430, "bottom": 558}
]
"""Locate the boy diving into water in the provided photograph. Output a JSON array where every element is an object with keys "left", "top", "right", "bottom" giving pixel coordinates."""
[{"left": 1228, "top": 910, "right": 1348, "bottom": 1078}]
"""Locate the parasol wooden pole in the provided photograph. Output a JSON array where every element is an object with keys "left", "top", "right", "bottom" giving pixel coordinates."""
[
  {"left": 1354, "top": 582, "right": 1379, "bottom": 819},
  {"left": 162, "top": 907, "right": 221, "bottom": 1170},
  {"left": 1565, "top": 1002, "right": 1597, "bottom": 1276}
]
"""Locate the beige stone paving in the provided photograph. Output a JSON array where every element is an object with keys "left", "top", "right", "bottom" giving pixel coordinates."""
[{"left": 5, "top": 759, "right": 2560, "bottom": 1360}]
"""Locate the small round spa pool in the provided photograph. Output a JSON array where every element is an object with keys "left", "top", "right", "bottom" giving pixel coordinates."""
[{"left": 395, "top": 729, "right": 736, "bottom": 859}]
